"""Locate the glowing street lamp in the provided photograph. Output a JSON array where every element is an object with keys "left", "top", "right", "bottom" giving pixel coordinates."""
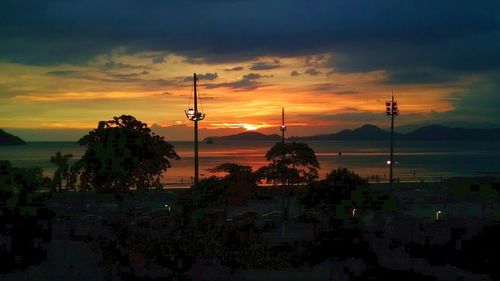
[
  {"left": 386, "top": 93, "right": 399, "bottom": 189},
  {"left": 185, "top": 73, "right": 205, "bottom": 186},
  {"left": 435, "top": 210, "right": 442, "bottom": 221}
]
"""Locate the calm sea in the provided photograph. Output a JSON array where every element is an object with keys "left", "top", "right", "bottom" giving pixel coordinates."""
[{"left": 1, "top": 140, "right": 500, "bottom": 184}]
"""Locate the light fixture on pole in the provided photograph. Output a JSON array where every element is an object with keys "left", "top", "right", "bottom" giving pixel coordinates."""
[
  {"left": 386, "top": 93, "right": 399, "bottom": 189},
  {"left": 279, "top": 108, "right": 287, "bottom": 190},
  {"left": 185, "top": 73, "right": 205, "bottom": 186},
  {"left": 280, "top": 107, "right": 287, "bottom": 144}
]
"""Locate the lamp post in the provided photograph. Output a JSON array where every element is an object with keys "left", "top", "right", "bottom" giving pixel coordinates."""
[
  {"left": 185, "top": 73, "right": 205, "bottom": 186},
  {"left": 386, "top": 94, "right": 399, "bottom": 189},
  {"left": 280, "top": 107, "right": 287, "bottom": 144},
  {"left": 280, "top": 108, "right": 287, "bottom": 191},
  {"left": 435, "top": 210, "right": 442, "bottom": 221}
]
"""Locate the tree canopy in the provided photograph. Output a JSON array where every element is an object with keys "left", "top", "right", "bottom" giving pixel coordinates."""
[
  {"left": 0, "top": 160, "right": 51, "bottom": 194},
  {"left": 300, "top": 168, "right": 396, "bottom": 216},
  {"left": 194, "top": 163, "right": 258, "bottom": 206},
  {"left": 258, "top": 141, "right": 319, "bottom": 186},
  {"left": 76, "top": 115, "right": 179, "bottom": 191}
]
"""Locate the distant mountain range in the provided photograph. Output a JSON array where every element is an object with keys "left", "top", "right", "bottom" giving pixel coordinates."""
[
  {"left": 205, "top": 124, "right": 500, "bottom": 142},
  {"left": 400, "top": 125, "right": 500, "bottom": 141},
  {"left": 0, "top": 129, "right": 26, "bottom": 145},
  {"left": 292, "top": 124, "right": 395, "bottom": 141}
]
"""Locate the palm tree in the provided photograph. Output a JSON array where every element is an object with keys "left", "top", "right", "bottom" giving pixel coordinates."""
[{"left": 50, "top": 151, "right": 73, "bottom": 191}]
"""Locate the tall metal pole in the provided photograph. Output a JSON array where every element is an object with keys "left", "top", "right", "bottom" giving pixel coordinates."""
[
  {"left": 193, "top": 73, "right": 199, "bottom": 186},
  {"left": 281, "top": 108, "right": 285, "bottom": 144},
  {"left": 279, "top": 108, "right": 287, "bottom": 188},
  {"left": 389, "top": 95, "right": 394, "bottom": 189}
]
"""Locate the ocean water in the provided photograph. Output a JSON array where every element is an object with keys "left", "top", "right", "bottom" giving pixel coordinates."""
[{"left": 1, "top": 140, "right": 500, "bottom": 184}]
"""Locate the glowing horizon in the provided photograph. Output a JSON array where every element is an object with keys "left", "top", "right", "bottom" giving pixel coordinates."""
[
  {"left": 0, "top": 52, "right": 462, "bottom": 136},
  {"left": 1, "top": 1, "right": 499, "bottom": 141}
]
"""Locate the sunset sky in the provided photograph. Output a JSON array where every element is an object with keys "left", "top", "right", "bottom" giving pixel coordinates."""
[{"left": 1, "top": 1, "right": 499, "bottom": 140}]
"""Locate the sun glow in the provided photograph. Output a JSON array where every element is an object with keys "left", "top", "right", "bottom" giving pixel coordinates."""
[
  {"left": 243, "top": 124, "right": 258, "bottom": 131},
  {"left": 210, "top": 123, "right": 275, "bottom": 131}
]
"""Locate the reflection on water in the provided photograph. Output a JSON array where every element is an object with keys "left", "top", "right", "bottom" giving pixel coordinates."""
[{"left": 1, "top": 140, "right": 500, "bottom": 184}]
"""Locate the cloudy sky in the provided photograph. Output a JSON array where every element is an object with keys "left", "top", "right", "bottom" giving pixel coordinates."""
[{"left": 1, "top": 0, "right": 499, "bottom": 140}]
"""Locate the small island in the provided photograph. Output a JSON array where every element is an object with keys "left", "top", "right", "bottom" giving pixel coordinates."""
[{"left": 0, "top": 129, "right": 26, "bottom": 145}]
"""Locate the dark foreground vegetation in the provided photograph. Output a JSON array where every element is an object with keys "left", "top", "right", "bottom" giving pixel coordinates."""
[{"left": 2, "top": 115, "right": 500, "bottom": 280}]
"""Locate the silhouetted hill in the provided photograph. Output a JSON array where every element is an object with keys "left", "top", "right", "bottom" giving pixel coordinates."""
[
  {"left": 205, "top": 124, "right": 500, "bottom": 142},
  {"left": 204, "top": 131, "right": 281, "bottom": 141},
  {"left": 395, "top": 121, "right": 499, "bottom": 133},
  {"left": 402, "top": 125, "right": 500, "bottom": 141},
  {"left": 0, "top": 129, "right": 26, "bottom": 145},
  {"left": 292, "top": 124, "right": 401, "bottom": 141}
]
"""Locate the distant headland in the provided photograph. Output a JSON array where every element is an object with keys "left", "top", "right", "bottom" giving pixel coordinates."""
[
  {"left": 0, "top": 129, "right": 26, "bottom": 145},
  {"left": 204, "top": 124, "right": 500, "bottom": 142}
]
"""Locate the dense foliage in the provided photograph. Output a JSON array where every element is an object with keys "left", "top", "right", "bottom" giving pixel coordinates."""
[
  {"left": 301, "top": 168, "right": 396, "bottom": 216},
  {"left": 194, "top": 163, "right": 258, "bottom": 205},
  {"left": 49, "top": 151, "right": 73, "bottom": 191},
  {"left": 74, "top": 115, "right": 179, "bottom": 191},
  {"left": 257, "top": 142, "right": 319, "bottom": 186},
  {"left": 1, "top": 160, "right": 52, "bottom": 193}
]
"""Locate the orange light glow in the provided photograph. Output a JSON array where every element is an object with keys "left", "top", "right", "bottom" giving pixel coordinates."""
[{"left": 210, "top": 123, "right": 276, "bottom": 131}]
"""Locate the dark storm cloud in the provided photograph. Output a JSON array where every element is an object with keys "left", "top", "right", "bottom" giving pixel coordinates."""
[
  {"left": 242, "top": 73, "right": 271, "bottom": 80},
  {"left": 205, "top": 72, "right": 271, "bottom": 91},
  {"left": 304, "top": 68, "right": 321, "bottom": 76},
  {"left": 197, "top": 72, "right": 219, "bottom": 81},
  {"left": 290, "top": 70, "right": 300, "bottom": 76},
  {"left": 308, "top": 83, "right": 343, "bottom": 92},
  {"left": 225, "top": 66, "right": 244, "bottom": 71},
  {"left": 183, "top": 72, "right": 218, "bottom": 81},
  {"left": 1, "top": 0, "right": 500, "bottom": 85},
  {"left": 249, "top": 61, "right": 281, "bottom": 70},
  {"left": 101, "top": 61, "right": 146, "bottom": 71},
  {"left": 205, "top": 79, "right": 260, "bottom": 91},
  {"left": 110, "top": 70, "right": 150, "bottom": 79}
]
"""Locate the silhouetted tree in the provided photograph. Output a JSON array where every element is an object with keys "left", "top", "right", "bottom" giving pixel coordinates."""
[
  {"left": 49, "top": 151, "right": 73, "bottom": 191},
  {"left": 209, "top": 163, "right": 257, "bottom": 183},
  {"left": 301, "top": 168, "right": 367, "bottom": 208},
  {"left": 209, "top": 163, "right": 259, "bottom": 204},
  {"left": 325, "top": 167, "right": 367, "bottom": 195},
  {"left": 257, "top": 141, "right": 319, "bottom": 187},
  {"left": 193, "top": 163, "right": 259, "bottom": 206},
  {"left": 1, "top": 160, "right": 51, "bottom": 193},
  {"left": 13, "top": 166, "right": 51, "bottom": 192},
  {"left": 257, "top": 142, "right": 319, "bottom": 219},
  {"left": 66, "top": 159, "right": 85, "bottom": 191},
  {"left": 193, "top": 176, "right": 227, "bottom": 205},
  {"left": 76, "top": 115, "right": 179, "bottom": 191},
  {"left": 301, "top": 168, "right": 396, "bottom": 221}
]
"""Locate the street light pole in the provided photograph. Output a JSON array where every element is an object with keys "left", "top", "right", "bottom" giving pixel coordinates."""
[
  {"left": 280, "top": 108, "right": 287, "bottom": 190},
  {"left": 185, "top": 73, "right": 205, "bottom": 187},
  {"left": 193, "top": 74, "right": 199, "bottom": 186},
  {"left": 280, "top": 107, "right": 287, "bottom": 144},
  {"left": 386, "top": 94, "right": 399, "bottom": 189}
]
